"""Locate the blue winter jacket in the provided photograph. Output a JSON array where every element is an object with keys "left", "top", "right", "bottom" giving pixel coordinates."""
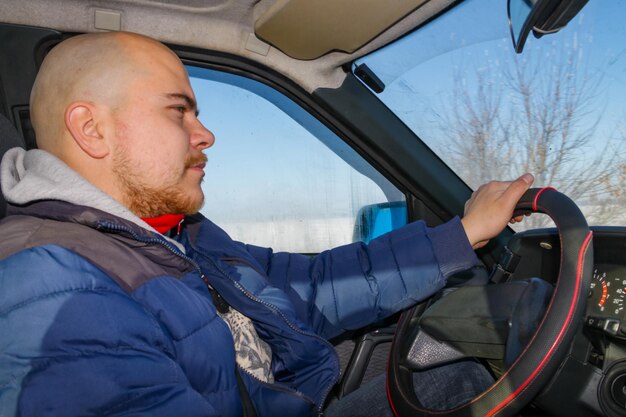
[{"left": 0, "top": 200, "right": 478, "bottom": 416}]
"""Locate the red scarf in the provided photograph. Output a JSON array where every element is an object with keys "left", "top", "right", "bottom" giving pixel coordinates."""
[{"left": 142, "top": 214, "right": 185, "bottom": 234}]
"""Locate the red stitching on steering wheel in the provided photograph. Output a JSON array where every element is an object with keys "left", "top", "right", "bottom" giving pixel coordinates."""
[
  {"left": 532, "top": 187, "right": 557, "bottom": 212},
  {"left": 485, "top": 230, "right": 593, "bottom": 417}
]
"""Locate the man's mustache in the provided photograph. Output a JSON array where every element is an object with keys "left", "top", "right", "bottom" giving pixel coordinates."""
[{"left": 185, "top": 153, "right": 208, "bottom": 168}]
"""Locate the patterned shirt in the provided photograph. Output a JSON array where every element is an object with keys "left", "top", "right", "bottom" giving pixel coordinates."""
[{"left": 218, "top": 307, "right": 274, "bottom": 383}]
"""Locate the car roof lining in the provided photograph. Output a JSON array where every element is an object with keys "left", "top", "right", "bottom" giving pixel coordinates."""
[{"left": 0, "top": 0, "right": 456, "bottom": 92}]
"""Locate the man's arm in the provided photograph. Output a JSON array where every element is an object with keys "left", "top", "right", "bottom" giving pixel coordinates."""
[
  {"left": 247, "top": 174, "right": 534, "bottom": 340},
  {"left": 246, "top": 217, "right": 476, "bottom": 340}
]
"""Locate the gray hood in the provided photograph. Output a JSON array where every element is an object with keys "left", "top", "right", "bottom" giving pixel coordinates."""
[{"left": 1, "top": 147, "right": 184, "bottom": 251}]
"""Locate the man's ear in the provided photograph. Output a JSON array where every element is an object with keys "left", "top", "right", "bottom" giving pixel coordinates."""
[{"left": 65, "top": 102, "right": 110, "bottom": 158}]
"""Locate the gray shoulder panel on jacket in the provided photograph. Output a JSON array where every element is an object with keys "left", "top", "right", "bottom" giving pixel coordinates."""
[{"left": 0, "top": 215, "right": 195, "bottom": 292}]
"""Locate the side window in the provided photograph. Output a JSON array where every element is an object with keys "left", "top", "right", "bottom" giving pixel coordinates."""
[{"left": 188, "top": 66, "right": 407, "bottom": 253}]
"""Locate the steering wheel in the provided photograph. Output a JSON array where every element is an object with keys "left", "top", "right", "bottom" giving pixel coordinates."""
[{"left": 387, "top": 188, "right": 594, "bottom": 417}]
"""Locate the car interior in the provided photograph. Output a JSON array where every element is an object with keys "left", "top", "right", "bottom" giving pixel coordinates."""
[{"left": 1, "top": 0, "right": 625, "bottom": 416}]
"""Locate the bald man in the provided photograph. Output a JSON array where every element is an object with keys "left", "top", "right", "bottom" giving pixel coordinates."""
[
  {"left": 0, "top": 32, "right": 533, "bottom": 417},
  {"left": 30, "top": 33, "right": 212, "bottom": 217}
]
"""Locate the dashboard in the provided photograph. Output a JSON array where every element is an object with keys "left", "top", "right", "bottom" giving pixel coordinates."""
[{"left": 507, "top": 226, "right": 626, "bottom": 417}]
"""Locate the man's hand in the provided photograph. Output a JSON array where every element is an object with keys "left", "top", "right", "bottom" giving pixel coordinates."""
[{"left": 461, "top": 173, "right": 534, "bottom": 249}]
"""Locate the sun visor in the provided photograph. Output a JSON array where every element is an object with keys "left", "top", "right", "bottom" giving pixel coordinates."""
[{"left": 255, "top": 0, "right": 428, "bottom": 60}]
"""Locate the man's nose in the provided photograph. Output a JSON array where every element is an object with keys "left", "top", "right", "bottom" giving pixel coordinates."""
[{"left": 190, "top": 118, "right": 215, "bottom": 150}]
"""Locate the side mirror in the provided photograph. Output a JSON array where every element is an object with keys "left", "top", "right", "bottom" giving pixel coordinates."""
[
  {"left": 353, "top": 201, "right": 407, "bottom": 244},
  {"left": 508, "top": 0, "right": 589, "bottom": 53}
]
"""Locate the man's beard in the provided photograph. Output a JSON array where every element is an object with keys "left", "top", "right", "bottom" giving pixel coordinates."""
[{"left": 112, "top": 151, "right": 207, "bottom": 218}]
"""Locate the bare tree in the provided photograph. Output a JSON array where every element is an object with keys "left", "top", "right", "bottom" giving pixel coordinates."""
[{"left": 431, "top": 40, "right": 625, "bottom": 229}]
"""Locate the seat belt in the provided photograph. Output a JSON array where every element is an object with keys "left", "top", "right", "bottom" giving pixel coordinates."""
[{"left": 235, "top": 367, "right": 259, "bottom": 417}]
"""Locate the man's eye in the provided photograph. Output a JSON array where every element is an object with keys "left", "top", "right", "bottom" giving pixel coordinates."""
[{"left": 170, "top": 106, "right": 187, "bottom": 116}]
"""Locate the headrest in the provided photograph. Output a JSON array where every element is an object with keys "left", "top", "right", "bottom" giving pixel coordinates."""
[{"left": 0, "top": 113, "right": 26, "bottom": 219}]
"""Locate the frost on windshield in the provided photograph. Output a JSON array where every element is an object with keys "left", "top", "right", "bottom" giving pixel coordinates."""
[{"left": 360, "top": 0, "right": 625, "bottom": 229}]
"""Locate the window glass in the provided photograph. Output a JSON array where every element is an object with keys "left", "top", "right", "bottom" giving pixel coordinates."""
[
  {"left": 188, "top": 67, "right": 406, "bottom": 253},
  {"left": 356, "top": 0, "right": 626, "bottom": 230}
]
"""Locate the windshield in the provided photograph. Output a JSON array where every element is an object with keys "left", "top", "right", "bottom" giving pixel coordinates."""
[{"left": 356, "top": 0, "right": 626, "bottom": 230}]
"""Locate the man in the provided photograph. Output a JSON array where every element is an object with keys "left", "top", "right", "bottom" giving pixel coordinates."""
[{"left": 0, "top": 32, "right": 533, "bottom": 416}]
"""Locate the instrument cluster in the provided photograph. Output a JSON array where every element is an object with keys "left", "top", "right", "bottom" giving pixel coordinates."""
[
  {"left": 588, "top": 265, "right": 626, "bottom": 317},
  {"left": 585, "top": 264, "right": 626, "bottom": 337}
]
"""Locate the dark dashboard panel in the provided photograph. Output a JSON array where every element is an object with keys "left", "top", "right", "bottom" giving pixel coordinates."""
[
  {"left": 509, "top": 227, "right": 626, "bottom": 322},
  {"left": 507, "top": 226, "right": 626, "bottom": 417},
  {"left": 510, "top": 227, "right": 626, "bottom": 269}
]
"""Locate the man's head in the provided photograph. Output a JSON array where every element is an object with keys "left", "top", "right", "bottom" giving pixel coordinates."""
[{"left": 30, "top": 32, "right": 214, "bottom": 217}]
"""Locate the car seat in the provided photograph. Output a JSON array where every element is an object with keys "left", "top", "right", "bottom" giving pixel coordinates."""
[{"left": 0, "top": 113, "right": 26, "bottom": 219}]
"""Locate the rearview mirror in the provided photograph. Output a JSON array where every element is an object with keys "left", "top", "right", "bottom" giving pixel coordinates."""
[{"left": 508, "top": 0, "right": 589, "bottom": 53}]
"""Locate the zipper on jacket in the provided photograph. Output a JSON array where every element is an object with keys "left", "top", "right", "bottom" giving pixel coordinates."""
[
  {"left": 190, "top": 250, "right": 340, "bottom": 414},
  {"left": 232, "top": 277, "right": 339, "bottom": 414},
  {"left": 96, "top": 221, "right": 204, "bottom": 276},
  {"left": 98, "top": 223, "right": 243, "bottom": 319}
]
